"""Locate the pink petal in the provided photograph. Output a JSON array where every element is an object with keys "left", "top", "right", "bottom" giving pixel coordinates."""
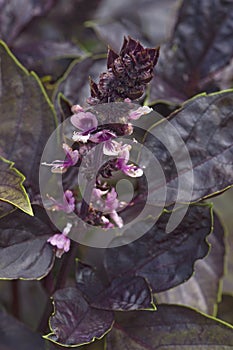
[
  {"left": 63, "top": 238, "right": 71, "bottom": 252},
  {"left": 122, "top": 164, "right": 143, "bottom": 178},
  {"left": 128, "top": 106, "right": 153, "bottom": 120},
  {"left": 71, "top": 104, "right": 84, "bottom": 113},
  {"left": 103, "top": 140, "right": 121, "bottom": 156},
  {"left": 90, "top": 130, "right": 116, "bottom": 143},
  {"left": 62, "top": 144, "right": 79, "bottom": 165},
  {"left": 105, "top": 188, "right": 119, "bottom": 211},
  {"left": 71, "top": 111, "right": 98, "bottom": 132}
]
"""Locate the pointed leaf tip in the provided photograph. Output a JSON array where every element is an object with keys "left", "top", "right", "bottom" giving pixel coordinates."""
[{"left": 0, "top": 157, "right": 33, "bottom": 216}]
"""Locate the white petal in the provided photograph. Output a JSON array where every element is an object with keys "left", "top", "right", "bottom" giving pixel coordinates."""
[
  {"left": 72, "top": 132, "right": 90, "bottom": 143},
  {"left": 110, "top": 210, "right": 124, "bottom": 228}
]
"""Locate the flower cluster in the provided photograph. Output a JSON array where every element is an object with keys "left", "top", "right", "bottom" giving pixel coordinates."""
[
  {"left": 44, "top": 104, "right": 152, "bottom": 256},
  {"left": 44, "top": 36, "right": 158, "bottom": 257}
]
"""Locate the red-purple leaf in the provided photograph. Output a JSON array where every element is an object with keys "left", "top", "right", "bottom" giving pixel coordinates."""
[
  {"left": 148, "top": 0, "right": 233, "bottom": 104},
  {"left": 87, "top": 19, "right": 147, "bottom": 53},
  {"left": 0, "top": 41, "right": 57, "bottom": 197},
  {"left": 45, "top": 287, "right": 114, "bottom": 347},
  {"left": 0, "top": 310, "right": 46, "bottom": 350},
  {"left": 53, "top": 57, "right": 107, "bottom": 120},
  {"left": 76, "top": 263, "right": 154, "bottom": 311},
  {"left": 106, "top": 305, "right": 233, "bottom": 349},
  {"left": 0, "top": 205, "right": 55, "bottom": 279},
  {"left": 156, "top": 212, "right": 225, "bottom": 315},
  {"left": 0, "top": 0, "right": 57, "bottom": 44},
  {"left": 12, "top": 40, "right": 87, "bottom": 79},
  {"left": 75, "top": 262, "right": 107, "bottom": 301},
  {"left": 104, "top": 204, "right": 212, "bottom": 293},
  {"left": 143, "top": 91, "right": 233, "bottom": 205},
  {"left": 92, "top": 276, "right": 155, "bottom": 311}
]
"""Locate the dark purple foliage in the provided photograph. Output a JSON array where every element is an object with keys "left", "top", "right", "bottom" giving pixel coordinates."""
[{"left": 0, "top": 0, "right": 232, "bottom": 349}]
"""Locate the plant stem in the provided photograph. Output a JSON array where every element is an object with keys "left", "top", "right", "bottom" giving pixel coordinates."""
[
  {"left": 79, "top": 144, "right": 103, "bottom": 219},
  {"left": 11, "top": 280, "right": 20, "bottom": 319},
  {"left": 54, "top": 242, "right": 78, "bottom": 291},
  {"left": 37, "top": 242, "right": 79, "bottom": 333},
  {"left": 38, "top": 140, "right": 103, "bottom": 333}
]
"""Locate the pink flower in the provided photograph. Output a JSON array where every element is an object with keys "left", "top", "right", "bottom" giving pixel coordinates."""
[
  {"left": 91, "top": 187, "right": 124, "bottom": 228},
  {"left": 71, "top": 111, "right": 98, "bottom": 143},
  {"left": 71, "top": 104, "right": 84, "bottom": 113},
  {"left": 89, "top": 130, "right": 116, "bottom": 143},
  {"left": 105, "top": 188, "right": 123, "bottom": 228},
  {"left": 71, "top": 109, "right": 117, "bottom": 145},
  {"left": 47, "top": 223, "right": 72, "bottom": 258},
  {"left": 91, "top": 188, "right": 108, "bottom": 211},
  {"left": 128, "top": 106, "right": 153, "bottom": 120},
  {"left": 42, "top": 143, "right": 79, "bottom": 173},
  {"left": 116, "top": 144, "right": 143, "bottom": 178},
  {"left": 103, "top": 140, "right": 122, "bottom": 156},
  {"left": 105, "top": 188, "right": 119, "bottom": 211},
  {"left": 48, "top": 190, "right": 75, "bottom": 214}
]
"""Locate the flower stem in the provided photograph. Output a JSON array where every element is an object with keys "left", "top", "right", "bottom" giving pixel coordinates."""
[
  {"left": 11, "top": 280, "right": 20, "bottom": 319},
  {"left": 79, "top": 144, "right": 103, "bottom": 219}
]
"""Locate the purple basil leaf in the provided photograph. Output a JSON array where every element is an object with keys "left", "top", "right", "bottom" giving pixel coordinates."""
[
  {"left": 212, "top": 190, "right": 233, "bottom": 295},
  {"left": 0, "top": 201, "right": 15, "bottom": 219},
  {"left": 92, "top": 276, "right": 155, "bottom": 311},
  {"left": 87, "top": 18, "right": 148, "bottom": 53},
  {"left": 0, "top": 41, "right": 57, "bottom": 197},
  {"left": 143, "top": 91, "right": 233, "bottom": 205},
  {"left": 44, "top": 287, "right": 114, "bottom": 347},
  {"left": 53, "top": 57, "right": 107, "bottom": 120},
  {"left": 217, "top": 294, "right": 233, "bottom": 325},
  {"left": 12, "top": 40, "right": 88, "bottom": 79},
  {"left": 106, "top": 305, "right": 233, "bottom": 349},
  {"left": 93, "top": 0, "right": 178, "bottom": 50},
  {"left": 0, "top": 205, "right": 55, "bottom": 279},
  {"left": 156, "top": 212, "right": 225, "bottom": 315},
  {"left": 47, "top": 339, "right": 105, "bottom": 350},
  {"left": 0, "top": 310, "right": 46, "bottom": 350},
  {"left": 56, "top": 93, "right": 73, "bottom": 122},
  {"left": 0, "top": 0, "right": 57, "bottom": 45},
  {"left": 148, "top": 0, "right": 233, "bottom": 104},
  {"left": 76, "top": 263, "right": 154, "bottom": 311},
  {"left": 104, "top": 204, "right": 212, "bottom": 293},
  {"left": 75, "top": 262, "right": 106, "bottom": 300}
]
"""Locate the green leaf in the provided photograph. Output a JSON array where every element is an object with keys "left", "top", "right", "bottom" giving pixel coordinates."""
[
  {"left": 106, "top": 305, "right": 233, "bottom": 349},
  {"left": 0, "top": 157, "right": 33, "bottom": 216},
  {"left": 0, "top": 40, "right": 57, "bottom": 197}
]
